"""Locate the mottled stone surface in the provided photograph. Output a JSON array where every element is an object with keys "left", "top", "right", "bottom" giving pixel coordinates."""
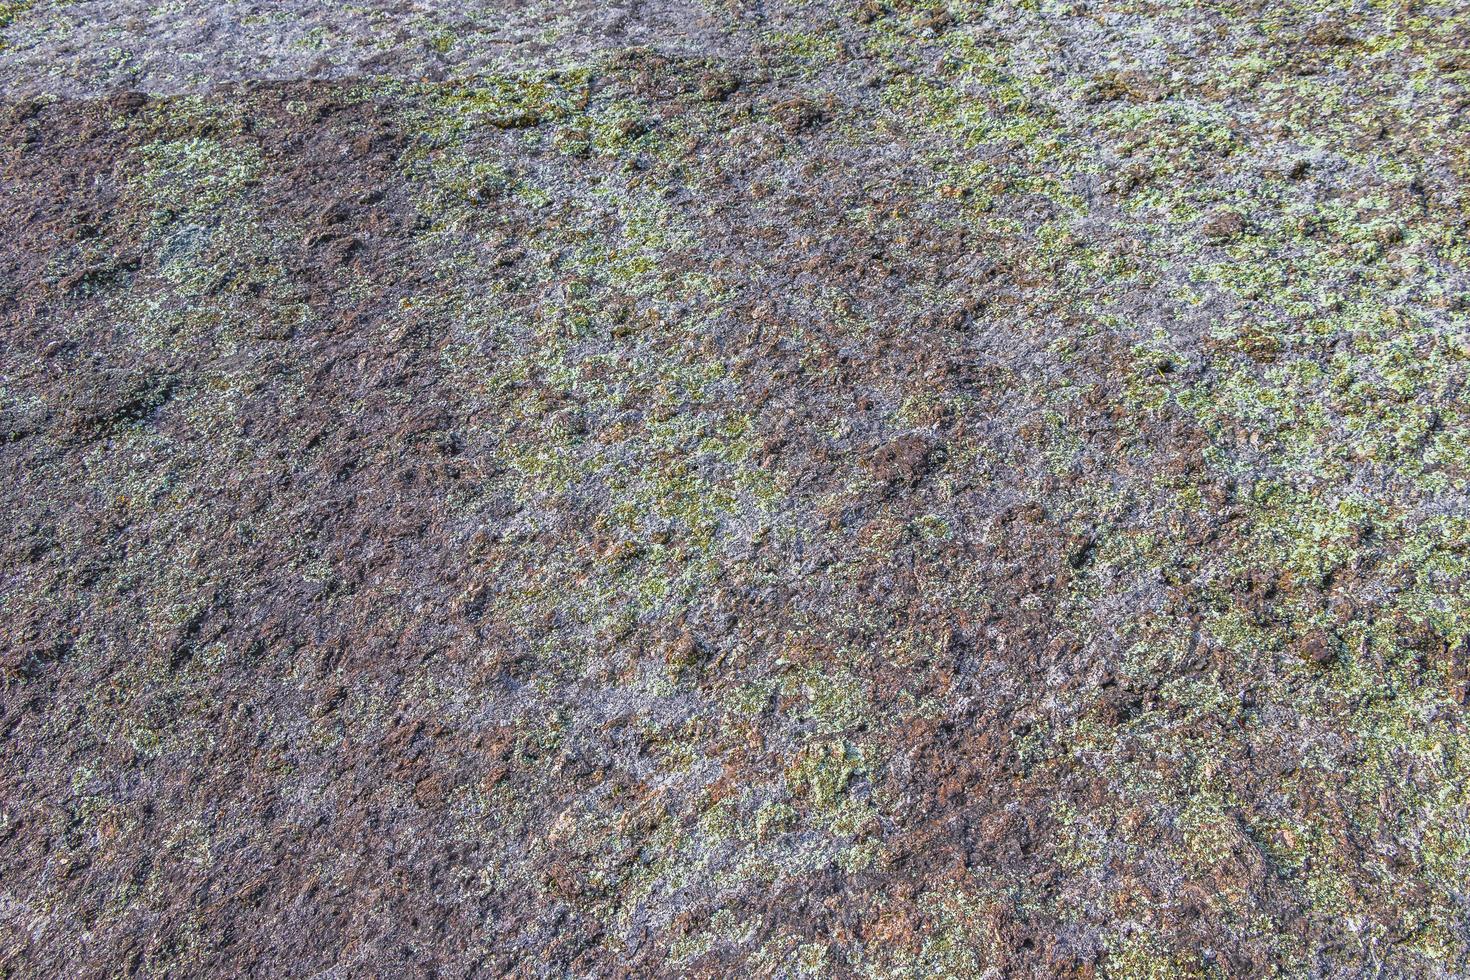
[{"left": 3, "top": 2, "right": 1470, "bottom": 977}]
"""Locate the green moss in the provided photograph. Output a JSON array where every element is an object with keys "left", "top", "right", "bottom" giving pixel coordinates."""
[
  {"left": 0, "top": 0, "right": 34, "bottom": 50},
  {"left": 130, "top": 137, "right": 263, "bottom": 228},
  {"left": 1101, "top": 934, "right": 1203, "bottom": 980},
  {"left": 785, "top": 740, "right": 862, "bottom": 812}
]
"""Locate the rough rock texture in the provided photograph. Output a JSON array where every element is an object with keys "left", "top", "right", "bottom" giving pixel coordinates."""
[{"left": 3, "top": 1, "right": 1470, "bottom": 977}]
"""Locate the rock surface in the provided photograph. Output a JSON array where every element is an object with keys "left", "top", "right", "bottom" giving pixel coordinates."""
[{"left": 3, "top": 1, "right": 1470, "bottom": 977}]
